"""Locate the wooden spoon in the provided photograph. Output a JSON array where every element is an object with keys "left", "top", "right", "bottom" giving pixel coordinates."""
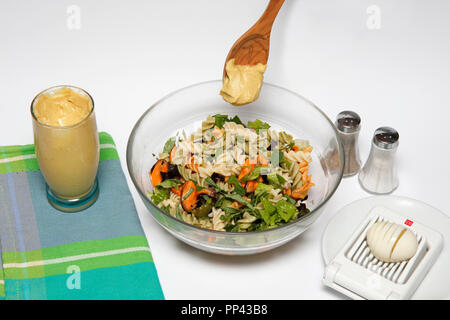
[{"left": 223, "top": 0, "right": 285, "bottom": 76}]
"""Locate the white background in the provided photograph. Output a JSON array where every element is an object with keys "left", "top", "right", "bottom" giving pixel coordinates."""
[{"left": 1, "top": 0, "right": 449, "bottom": 299}]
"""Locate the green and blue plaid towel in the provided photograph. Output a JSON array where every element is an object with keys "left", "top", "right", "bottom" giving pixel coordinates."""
[{"left": 0, "top": 132, "right": 164, "bottom": 300}]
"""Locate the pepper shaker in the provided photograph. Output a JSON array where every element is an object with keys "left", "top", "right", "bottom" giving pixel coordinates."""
[
  {"left": 359, "top": 126, "right": 399, "bottom": 194},
  {"left": 335, "top": 111, "right": 362, "bottom": 177}
]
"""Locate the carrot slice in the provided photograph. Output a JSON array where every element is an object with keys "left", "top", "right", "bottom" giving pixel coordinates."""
[
  {"left": 291, "top": 178, "right": 315, "bottom": 199},
  {"left": 291, "top": 186, "right": 308, "bottom": 199},
  {"left": 292, "top": 145, "right": 300, "bottom": 152},
  {"left": 238, "top": 166, "right": 251, "bottom": 181},
  {"left": 238, "top": 159, "right": 256, "bottom": 181},
  {"left": 303, "top": 146, "right": 313, "bottom": 153},
  {"left": 171, "top": 186, "right": 181, "bottom": 196},
  {"left": 169, "top": 146, "right": 177, "bottom": 163},
  {"left": 299, "top": 161, "right": 309, "bottom": 168},
  {"left": 300, "top": 166, "right": 309, "bottom": 174},
  {"left": 245, "top": 181, "right": 259, "bottom": 193}
]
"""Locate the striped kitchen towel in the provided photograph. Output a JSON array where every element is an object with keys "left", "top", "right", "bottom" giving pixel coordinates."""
[{"left": 0, "top": 132, "right": 164, "bottom": 300}]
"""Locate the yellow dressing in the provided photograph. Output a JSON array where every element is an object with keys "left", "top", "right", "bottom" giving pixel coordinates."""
[
  {"left": 33, "top": 87, "right": 93, "bottom": 127},
  {"left": 32, "top": 87, "right": 99, "bottom": 198},
  {"left": 220, "top": 58, "right": 267, "bottom": 106}
]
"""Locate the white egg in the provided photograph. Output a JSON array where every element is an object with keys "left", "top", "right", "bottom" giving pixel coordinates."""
[{"left": 366, "top": 221, "right": 418, "bottom": 263}]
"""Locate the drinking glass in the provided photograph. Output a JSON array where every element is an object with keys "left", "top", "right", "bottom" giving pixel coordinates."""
[{"left": 31, "top": 85, "right": 100, "bottom": 212}]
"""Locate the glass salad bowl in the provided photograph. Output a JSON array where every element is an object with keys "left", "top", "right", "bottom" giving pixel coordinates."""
[{"left": 126, "top": 80, "right": 344, "bottom": 255}]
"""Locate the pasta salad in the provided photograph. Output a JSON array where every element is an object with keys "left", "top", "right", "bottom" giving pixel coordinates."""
[{"left": 148, "top": 115, "right": 314, "bottom": 232}]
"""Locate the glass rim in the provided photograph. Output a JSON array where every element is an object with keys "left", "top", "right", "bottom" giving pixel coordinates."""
[
  {"left": 126, "top": 79, "right": 345, "bottom": 236},
  {"left": 30, "top": 85, "right": 95, "bottom": 129}
]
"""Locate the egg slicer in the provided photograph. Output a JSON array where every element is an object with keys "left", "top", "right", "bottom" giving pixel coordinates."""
[{"left": 322, "top": 206, "right": 443, "bottom": 300}]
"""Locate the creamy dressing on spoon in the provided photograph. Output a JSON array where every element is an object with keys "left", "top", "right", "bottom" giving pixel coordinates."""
[{"left": 220, "top": 58, "right": 267, "bottom": 106}]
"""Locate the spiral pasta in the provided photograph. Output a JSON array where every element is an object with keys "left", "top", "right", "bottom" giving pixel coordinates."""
[
  {"left": 237, "top": 212, "right": 257, "bottom": 230},
  {"left": 268, "top": 188, "right": 286, "bottom": 204},
  {"left": 202, "top": 115, "right": 215, "bottom": 132},
  {"left": 177, "top": 164, "right": 207, "bottom": 187},
  {"left": 209, "top": 207, "right": 226, "bottom": 231},
  {"left": 216, "top": 181, "right": 235, "bottom": 193},
  {"left": 288, "top": 161, "right": 304, "bottom": 190},
  {"left": 279, "top": 131, "right": 294, "bottom": 146},
  {"left": 158, "top": 152, "right": 170, "bottom": 161},
  {"left": 158, "top": 192, "right": 180, "bottom": 210},
  {"left": 148, "top": 115, "right": 314, "bottom": 232},
  {"left": 275, "top": 166, "right": 293, "bottom": 188},
  {"left": 267, "top": 130, "right": 293, "bottom": 147}
]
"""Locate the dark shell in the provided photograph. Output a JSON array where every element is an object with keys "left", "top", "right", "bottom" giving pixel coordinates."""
[
  {"left": 262, "top": 175, "right": 269, "bottom": 184},
  {"left": 150, "top": 159, "right": 168, "bottom": 175},
  {"left": 296, "top": 202, "right": 307, "bottom": 212},
  {"left": 211, "top": 172, "right": 226, "bottom": 182},
  {"left": 166, "top": 164, "right": 180, "bottom": 179}
]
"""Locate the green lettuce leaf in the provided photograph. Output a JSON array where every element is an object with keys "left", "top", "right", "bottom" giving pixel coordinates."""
[
  {"left": 226, "top": 175, "right": 245, "bottom": 196},
  {"left": 162, "top": 136, "right": 176, "bottom": 154},
  {"left": 248, "top": 119, "right": 270, "bottom": 133},
  {"left": 259, "top": 198, "right": 276, "bottom": 225},
  {"left": 213, "top": 114, "right": 229, "bottom": 129},
  {"left": 254, "top": 183, "right": 274, "bottom": 196},
  {"left": 276, "top": 200, "right": 298, "bottom": 222},
  {"left": 230, "top": 115, "right": 243, "bottom": 125},
  {"left": 157, "top": 179, "right": 181, "bottom": 189},
  {"left": 150, "top": 188, "right": 169, "bottom": 205}
]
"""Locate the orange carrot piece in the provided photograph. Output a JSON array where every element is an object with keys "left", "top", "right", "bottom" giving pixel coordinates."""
[
  {"left": 169, "top": 146, "right": 177, "bottom": 163},
  {"left": 245, "top": 181, "right": 259, "bottom": 193},
  {"left": 299, "top": 161, "right": 309, "bottom": 168},
  {"left": 238, "top": 167, "right": 250, "bottom": 181},
  {"left": 238, "top": 159, "right": 256, "bottom": 181},
  {"left": 171, "top": 186, "right": 181, "bottom": 196}
]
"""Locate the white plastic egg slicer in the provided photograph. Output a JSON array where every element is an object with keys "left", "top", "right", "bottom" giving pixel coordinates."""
[{"left": 323, "top": 206, "right": 443, "bottom": 300}]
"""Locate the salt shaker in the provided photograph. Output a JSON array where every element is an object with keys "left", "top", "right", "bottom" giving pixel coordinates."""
[
  {"left": 335, "top": 111, "right": 361, "bottom": 177},
  {"left": 359, "top": 127, "right": 399, "bottom": 194}
]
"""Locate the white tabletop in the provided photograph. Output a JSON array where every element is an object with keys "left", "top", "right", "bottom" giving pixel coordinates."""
[{"left": 1, "top": 0, "right": 449, "bottom": 299}]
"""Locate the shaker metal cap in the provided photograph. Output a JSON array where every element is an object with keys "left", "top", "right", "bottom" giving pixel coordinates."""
[
  {"left": 373, "top": 126, "right": 399, "bottom": 149},
  {"left": 336, "top": 110, "right": 361, "bottom": 133}
]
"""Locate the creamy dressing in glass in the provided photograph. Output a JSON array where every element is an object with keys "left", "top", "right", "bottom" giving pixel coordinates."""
[{"left": 32, "top": 86, "right": 99, "bottom": 198}]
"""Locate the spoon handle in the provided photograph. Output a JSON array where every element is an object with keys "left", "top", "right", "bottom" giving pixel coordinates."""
[
  {"left": 253, "top": 0, "right": 285, "bottom": 38},
  {"left": 223, "top": 0, "right": 285, "bottom": 70}
]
